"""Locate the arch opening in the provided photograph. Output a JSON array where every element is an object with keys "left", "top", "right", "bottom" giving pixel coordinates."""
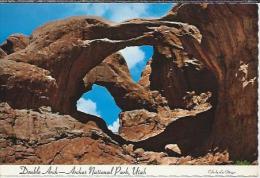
[
  {"left": 75, "top": 45, "right": 154, "bottom": 133},
  {"left": 76, "top": 84, "right": 122, "bottom": 133},
  {"left": 119, "top": 45, "right": 153, "bottom": 82}
]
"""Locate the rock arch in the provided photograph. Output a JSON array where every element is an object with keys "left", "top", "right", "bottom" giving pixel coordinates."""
[
  {"left": 2, "top": 17, "right": 201, "bottom": 115},
  {"left": 0, "top": 4, "right": 257, "bottom": 162}
]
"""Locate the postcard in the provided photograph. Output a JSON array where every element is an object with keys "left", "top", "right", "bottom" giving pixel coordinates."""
[{"left": 0, "top": 1, "right": 259, "bottom": 178}]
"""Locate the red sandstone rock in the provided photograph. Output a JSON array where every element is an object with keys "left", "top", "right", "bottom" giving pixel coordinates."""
[
  {"left": 0, "top": 34, "right": 29, "bottom": 55},
  {"left": 138, "top": 60, "right": 152, "bottom": 89},
  {"left": 162, "top": 4, "right": 258, "bottom": 161},
  {"left": 0, "top": 102, "right": 134, "bottom": 164},
  {"left": 0, "top": 4, "right": 257, "bottom": 164},
  {"left": 83, "top": 53, "right": 168, "bottom": 112}
]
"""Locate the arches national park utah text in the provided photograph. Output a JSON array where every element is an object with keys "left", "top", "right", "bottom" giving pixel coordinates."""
[
  {"left": 19, "top": 165, "right": 146, "bottom": 176},
  {"left": 0, "top": 1, "right": 259, "bottom": 178}
]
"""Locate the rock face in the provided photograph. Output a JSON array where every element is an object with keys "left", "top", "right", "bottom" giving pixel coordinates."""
[
  {"left": 0, "top": 34, "right": 29, "bottom": 56},
  {"left": 0, "top": 102, "right": 133, "bottom": 164},
  {"left": 83, "top": 53, "right": 168, "bottom": 112},
  {"left": 0, "top": 102, "right": 231, "bottom": 165},
  {"left": 0, "top": 59, "right": 57, "bottom": 110},
  {"left": 162, "top": 4, "right": 258, "bottom": 161},
  {"left": 0, "top": 4, "right": 258, "bottom": 164},
  {"left": 138, "top": 60, "right": 152, "bottom": 89},
  {"left": 83, "top": 51, "right": 213, "bottom": 155}
]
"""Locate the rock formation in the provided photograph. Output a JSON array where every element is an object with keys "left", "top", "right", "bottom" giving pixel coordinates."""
[
  {"left": 161, "top": 4, "right": 258, "bottom": 161},
  {"left": 83, "top": 53, "right": 168, "bottom": 112},
  {"left": 0, "top": 103, "right": 133, "bottom": 164},
  {"left": 0, "top": 34, "right": 29, "bottom": 56},
  {"left": 0, "top": 4, "right": 258, "bottom": 164}
]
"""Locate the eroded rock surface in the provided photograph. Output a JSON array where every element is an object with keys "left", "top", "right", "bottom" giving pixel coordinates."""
[
  {"left": 0, "top": 102, "right": 133, "bottom": 164},
  {"left": 0, "top": 102, "right": 232, "bottom": 165},
  {"left": 83, "top": 53, "right": 168, "bottom": 112},
  {"left": 0, "top": 34, "right": 29, "bottom": 55},
  {"left": 0, "top": 4, "right": 257, "bottom": 164},
  {"left": 162, "top": 4, "right": 258, "bottom": 160}
]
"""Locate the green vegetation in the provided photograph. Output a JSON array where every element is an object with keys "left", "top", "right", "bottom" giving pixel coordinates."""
[{"left": 234, "top": 160, "right": 251, "bottom": 165}]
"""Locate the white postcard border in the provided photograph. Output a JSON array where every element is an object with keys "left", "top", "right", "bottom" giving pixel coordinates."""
[
  {"left": 0, "top": 165, "right": 258, "bottom": 178},
  {"left": 0, "top": 2, "right": 259, "bottom": 178}
]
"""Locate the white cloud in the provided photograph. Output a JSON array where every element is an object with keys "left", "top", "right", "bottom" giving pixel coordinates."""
[
  {"left": 73, "top": 3, "right": 151, "bottom": 22},
  {"left": 108, "top": 118, "right": 120, "bottom": 133},
  {"left": 76, "top": 98, "right": 101, "bottom": 117},
  {"left": 120, "top": 46, "right": 145, "bottom": 69},
  {"left": 108, "top": 4, "right": 149, "bottom": 22},
  {"left": 83, "top": 4, "right": 110, "bottom": 17}
]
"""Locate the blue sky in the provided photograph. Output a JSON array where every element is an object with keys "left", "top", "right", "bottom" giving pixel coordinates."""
[{"left": 0, "top": 3, "right": 173, "bottom": 132}]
